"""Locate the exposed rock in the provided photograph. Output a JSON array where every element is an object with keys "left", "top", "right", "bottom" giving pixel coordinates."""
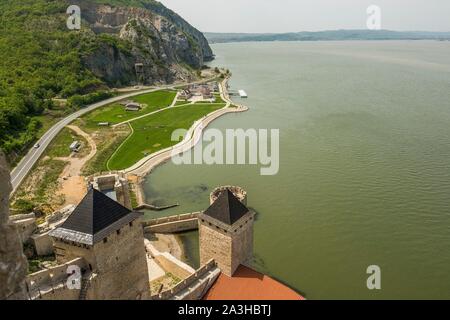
[
  {"left": 0, "top": 151, "right": 28, "bottom": 300},
  {"left": 73, "top": 0, "right": 214, "bottom": 86}
]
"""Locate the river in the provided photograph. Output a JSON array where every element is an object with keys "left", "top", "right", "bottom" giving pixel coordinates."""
[{"left": 143, "top": 41, "right": 450, "bottom": 299}]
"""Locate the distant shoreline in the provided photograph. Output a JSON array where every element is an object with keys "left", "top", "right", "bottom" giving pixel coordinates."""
[{"left": 205, "top": 29, "right": 450, "bottom": 44}]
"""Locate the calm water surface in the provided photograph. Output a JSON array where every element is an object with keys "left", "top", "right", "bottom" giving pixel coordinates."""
[{"left": 143, "top": 41, "right": 450, "bottom": 299}]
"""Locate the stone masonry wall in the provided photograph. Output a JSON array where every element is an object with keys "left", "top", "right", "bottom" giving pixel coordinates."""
[
  {"left": 199, "top": 211, "right": 255, "bottom": 277},
  {"left": 91, "top": 218, "right": 150, "bottom": 300},
  {"left": 231, "top": 219, "right": 254, "bottom": 274},
  {"left": 199, "top": 221, "right": 232, "bottom": 276}
]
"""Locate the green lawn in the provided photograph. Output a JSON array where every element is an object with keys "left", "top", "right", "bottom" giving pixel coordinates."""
[
  {"left": 107, "top": 103, "right": 226, "bottom": 170},
  {"left": 214, "top": 93, "right": 225, "bottom": 104},
  {"left": 175, "top": 100, "right": 190, "bottom": 106},
  {"left": 46, "top": 127, "right": 84, "bottom": 158},
  {"left": 82, "top": 90, "right": 177, "bottom": 127}
]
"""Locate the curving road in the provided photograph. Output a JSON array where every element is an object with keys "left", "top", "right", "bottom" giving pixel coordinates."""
[{"left": 10, "top": 78, "right": 216, "bottom": 194}]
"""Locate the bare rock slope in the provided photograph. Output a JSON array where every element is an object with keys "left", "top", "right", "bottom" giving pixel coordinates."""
[{"left": 75, "top": 0, "right": 214, "bottom": 85}]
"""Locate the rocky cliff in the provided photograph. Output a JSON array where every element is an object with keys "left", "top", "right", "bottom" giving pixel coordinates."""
[
  {"left": 74, "top": 0, "right": 214, "bottom": 86},
  {"left": 0, "top": 151, "right": 28, "bottom": 300}
]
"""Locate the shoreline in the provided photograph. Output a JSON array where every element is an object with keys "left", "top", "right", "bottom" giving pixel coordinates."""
[{"left": 129, "top": 76, "right": 248, "bottom": 207}]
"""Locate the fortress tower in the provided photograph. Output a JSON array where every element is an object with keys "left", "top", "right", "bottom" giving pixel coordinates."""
[
  {"left": 49, "top": 188, "right": 149, "bottom": 300},
  {"left": 199, "top": 187, "right": 255, "bottom": 277}
]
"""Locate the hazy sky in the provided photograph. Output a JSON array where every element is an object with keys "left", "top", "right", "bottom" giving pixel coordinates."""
[{"left": 159, "top": 0, "right": 450, "bottom": 33}]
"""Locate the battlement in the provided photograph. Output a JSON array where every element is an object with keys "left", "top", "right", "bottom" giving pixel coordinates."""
[
  {"left": 151, "top": 259, "right": 220, "bottom": 300},
  {"left": 26, "top": 258, "right": 86, "bottom": 300},
  {"left": 210, "top": 185, "right": 247, "bottom": 205}
]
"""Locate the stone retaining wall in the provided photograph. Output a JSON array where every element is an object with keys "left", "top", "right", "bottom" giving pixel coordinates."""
[
  {"left": 26, "top": 257, "right": 86, "bottom": 300},
  {"left": 151, "top": 259, "right": 219, "bottom": 300},
  {"left": 143, "top": 212, "right": 201, "bottom": 234}
]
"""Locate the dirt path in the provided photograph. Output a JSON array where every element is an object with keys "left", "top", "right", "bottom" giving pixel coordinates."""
[{"left": 57, "top": 125, "right": 97, "bottom": 206}]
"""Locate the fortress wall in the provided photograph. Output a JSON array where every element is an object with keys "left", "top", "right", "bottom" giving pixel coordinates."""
[
  {"left": 26, "top": 258, "right": 86, "bottom": 290},
  {"left": 30, "top": 232, "right": 54, "bottom": 257},
  {"left": 199, "top": 211, "right": 255, "bottom": 277},
  {"left": 54, "top": 240, "right": 95, "bottom": 267},
  {"left": 13, "top": 217, "right": 37, "bottom": 244},
  {"left": 199, "top": 222, "right": 232, "bottom": 276},
  {"left": 92, "top": 218, "right": 149, "bottom": 300},
  {"left": 176, "top": 267, "right": 221, "bottom": 300},
  {"left": 145, "top": 241, "right": 195, "bottom": 280},
  {"left": 144, "top": 218, "right": 198, "bottom": 234},
  {"left": 143, "top": 212, "right": 200, "bottom": 227},
  {"left": 9, "top": 213, "right": 36, "bottom": 222},
  {"left": 35, "top": 283, "right": 80, "bottom": 300},
  {"left": 152, "top": 259, "right": 219, "bottom": 300},
  {"left": 154, "top": 254, "right": 194, "bottom": 280},
  {"left": 231, "top": 217, "right": 254, "bottom": 274}
]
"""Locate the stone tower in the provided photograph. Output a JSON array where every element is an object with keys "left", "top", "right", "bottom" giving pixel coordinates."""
[
  {"left": 49, "top": 188, "right": 149, "bottom": 300},
  {"left": 199, "top": 187, "right": 255, "bottom": 277}
]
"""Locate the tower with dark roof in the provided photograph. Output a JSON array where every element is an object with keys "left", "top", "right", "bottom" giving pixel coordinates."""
[
  {"left": 199, "top": 188, "right": 255, "bottom": 277},
  {"left": 49, "top": 189, "right": 149, "bottom": 300}
]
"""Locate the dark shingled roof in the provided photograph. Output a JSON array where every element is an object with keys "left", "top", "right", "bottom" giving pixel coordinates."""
[
  {"left": 203, "top": 189, "right": 249, "bottom": 225},
  {"left": 53, "top": 188, "right": 141, "bottom": 244}
]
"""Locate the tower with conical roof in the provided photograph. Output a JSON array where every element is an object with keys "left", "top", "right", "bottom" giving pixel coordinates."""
[
  {"left": 199, "top": 188, "right": 255, "bottom": 276},
  {"left": 49, "top": 188, "right": 149, "bottom": 300}
]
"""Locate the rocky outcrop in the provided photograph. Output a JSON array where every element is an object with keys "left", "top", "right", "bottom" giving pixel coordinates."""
[
  {"left": 0, "top": 151, "right": 28, "bottom": 300},
  {"left": 74, "top": 0, "right": 214, "bottom": 86},
  {"left": 140, "top": 0, "right": 214, "bottom": 62}
]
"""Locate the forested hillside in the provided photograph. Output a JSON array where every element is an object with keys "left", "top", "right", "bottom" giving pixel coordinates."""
[{"left": 0, "top": 0, "right": 212, "bottom": 163}]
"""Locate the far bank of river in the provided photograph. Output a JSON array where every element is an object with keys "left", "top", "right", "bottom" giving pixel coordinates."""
[{"left": 143, "top": 41, "right": 450, "bottom": 299}]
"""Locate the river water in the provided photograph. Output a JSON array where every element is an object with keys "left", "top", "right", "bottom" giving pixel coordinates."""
[{"left": 143, "top": 41, "right": 450, "bottom": 299}]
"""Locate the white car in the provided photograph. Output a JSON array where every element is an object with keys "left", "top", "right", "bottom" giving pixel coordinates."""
[{"left": 34, "top": 143, "right": 40, "bottom": 149}]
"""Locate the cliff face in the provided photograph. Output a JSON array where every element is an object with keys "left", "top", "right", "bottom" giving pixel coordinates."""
[
  {"left": 75, "top": 0, "right": 214, "bottom": 86},
  {"left": 0, "top": 152, "right": 28, "bottom": 300}
]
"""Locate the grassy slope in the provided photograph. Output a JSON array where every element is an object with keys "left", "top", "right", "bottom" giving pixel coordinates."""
[
  {"left": 82, "top": 90, "right": 177, "bottom": 126},
  {"left": 80, "top": 125, "right": 131, "bottom": 176},
  {"left": 46, "top": 127, "right": 87, "bottom": 158},
  {"left": 108, "top": 103, "right": 225, "bottom": 170}
]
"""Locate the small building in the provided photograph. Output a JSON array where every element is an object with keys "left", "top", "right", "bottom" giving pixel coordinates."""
[
  {"left": 98, "top": 122, "right": 109, "bottom": 127},
  {"left": 179, "top": 89, "right": 192, "bottom": 100},
  {"left": 200, "top": 87, "right": 213, "bottom": 99},
  {"left": 125, "top": 102, "right": 142, "bottom": 111},
  {"left": 69, "top": 141, "right": 81, "bottom": 152},
  {"left": 119, "top": 100, "right": 132, "bottom": 106}
]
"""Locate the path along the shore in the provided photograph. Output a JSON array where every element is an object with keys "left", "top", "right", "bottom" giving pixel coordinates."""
[{"left": 123, "top": 77, "right": 248, "bottom": 180}]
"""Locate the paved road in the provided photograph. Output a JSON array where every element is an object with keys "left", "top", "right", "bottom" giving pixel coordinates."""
[{"left": 10, "top": 78, "right": 215, "bottom": 194}]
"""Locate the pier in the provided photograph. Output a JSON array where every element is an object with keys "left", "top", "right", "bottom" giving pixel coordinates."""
[{"left": 238, "top": 90, "right": 248, "bottom": 98}]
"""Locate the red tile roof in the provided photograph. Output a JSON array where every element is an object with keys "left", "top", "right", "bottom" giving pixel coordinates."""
[{"left": 203, "top": 265, "right": 305, "bottom": 300}]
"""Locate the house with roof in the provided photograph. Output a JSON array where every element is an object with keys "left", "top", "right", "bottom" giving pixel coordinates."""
[
  {"left": 125, "top": 102, "right": 142, "bottom": 111},
  {"left": 178, "top": 89, "right": 192, "bottom": 100}
]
